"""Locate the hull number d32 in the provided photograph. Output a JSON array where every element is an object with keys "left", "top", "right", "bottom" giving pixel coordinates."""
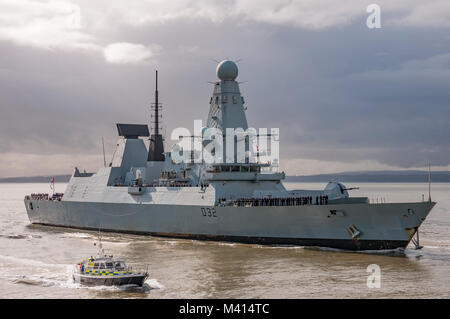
[{"left": 201, "top": 207, "right": 217, "bottom": 218}]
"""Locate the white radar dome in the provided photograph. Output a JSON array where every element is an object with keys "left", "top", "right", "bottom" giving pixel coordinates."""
[{"left": 216, "top": 60, "right": 238, "bottom": 81}]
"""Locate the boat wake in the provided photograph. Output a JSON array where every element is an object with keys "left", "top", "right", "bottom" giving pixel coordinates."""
[
  {"left": 0, "top": 234, "right": 41, "bottom": 240},
  {"left": 145, "top": 278, "right": 165, "bottom": 289},
  {"left": 9, "top": 273, "right": 163, "bottom": 293},
  {"left": 0, "top": 259, "right": 163, "bottom": 294},
  {"left": 61, "top": 232, "right": 92, "bottom": 239},
  {"left": 0, "top": 254, "right": 70, "bottom": 268}
]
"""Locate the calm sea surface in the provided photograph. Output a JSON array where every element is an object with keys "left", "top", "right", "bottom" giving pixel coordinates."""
[{"left": 0, "top": 182, "right": 449, "bottom": 298}]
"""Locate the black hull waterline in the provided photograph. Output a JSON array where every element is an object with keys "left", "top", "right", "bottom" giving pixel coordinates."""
[{"left": 35, "top": 222, "right": 409, "bottom": 251}]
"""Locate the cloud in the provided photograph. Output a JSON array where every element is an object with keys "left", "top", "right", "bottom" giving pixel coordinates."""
[
  {"left": 74, "top": 0, "right": 372, "bottom": 29},
  {"left": 0, "top": 0, "right": 99, "bottom": 51},
  {"left": 1, "top": 0, "right": 449, "bottom": 53},
  {"left": 107, "top": 0, "right": 230, "bottom": 26},
  {"left": 232, "top": 0, "right": 363, "bottom": 29},
  {"left": 74, "top": 0, "right": 450, "bottom": 29},
  {"left": 281, "top": 158, "right": 405, "bottom": 176},
  {"left": 1, "top": 1, "right": 450, "bottom": 177},
  {"left": 231, "top": 0, "right": 450, "bottom": 29},
  {"left": 388, "top": 0, "right": 450, "bottom": 28},
  {"left": 262, "top": 52, "right": 450, "bottom": 169},
  {"left": 0, "top": 152, "right": 103, "bottom": 178},
  {"left": 0, "top": 1, "right": 161, "bottom": 64},
  {"left": 103, "top": 42, "right": 160, "bottom": 64}
]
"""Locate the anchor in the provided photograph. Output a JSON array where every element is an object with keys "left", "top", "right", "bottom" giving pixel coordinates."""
[{"left": 411, "top": 227, "right": 423, "bottom": 250}]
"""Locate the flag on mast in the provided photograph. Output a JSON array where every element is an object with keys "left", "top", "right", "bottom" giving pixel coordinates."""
[{"left": 50, "top": 177, "right": 55, "bottom": 190}]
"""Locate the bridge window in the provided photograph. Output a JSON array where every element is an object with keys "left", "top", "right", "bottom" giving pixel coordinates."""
[
  {"left": 115, "top": 262, "right": 125, "bottom": 270},
  {"left": 220, "top": 165, "right": 230, "bottom": 172},
  {"left": 250, "top": 166, "right": 259, "bottom": 172}
]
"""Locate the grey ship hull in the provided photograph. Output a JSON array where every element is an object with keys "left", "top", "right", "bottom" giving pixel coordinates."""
[{"left": 24, "top": 198, "right": 435, "bottom": 250}]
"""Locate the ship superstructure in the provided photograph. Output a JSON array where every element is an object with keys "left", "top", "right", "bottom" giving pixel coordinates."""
[{"left": 24, "top": 60, "right": 436, "bottom": 250}]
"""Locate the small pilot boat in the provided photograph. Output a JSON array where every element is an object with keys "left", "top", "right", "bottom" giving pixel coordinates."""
[{"left": 73, "top": 238, "right": 148, "bottom": 287}]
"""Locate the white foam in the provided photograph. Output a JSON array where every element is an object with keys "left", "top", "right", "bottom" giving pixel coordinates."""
[
  {"left": 215, "top": 242, "right": 238, "bottom": 247},
  {"left": 10, "top": 272, "right": 126, "bottom": 292},
  {"left": 62, "top": 232, "right": 92, "bottom": 239},
  {"left": 12, "top": 274, "right": 70, "bottom": 288},
  {"left": 303, "top": 246, "right": 407, "bottom": 256},
  {"left": 145, "top": 278, "right": 164, "bottom": 289},
  {"left": 0, "top": 254, "right": 70, "bottom": 269}
]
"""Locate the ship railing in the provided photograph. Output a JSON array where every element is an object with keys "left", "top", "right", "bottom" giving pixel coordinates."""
[
  {"left": 369, "top": 197, "right": 387, "bottom": 204},
  {"left": 115, "top": 182, "right": 201, "bottom": 188},
  {"left": 26, "top": 193, "right": 64, "bottom": 201},
  {"left": 125, "top": 265, "right": 149, "bottom": 275},
  {"left": 145, "top": 182, "right": 208, "bottom": 188},
  {"left": 217, "top": 196, "right": 330, "bottom": 207}
]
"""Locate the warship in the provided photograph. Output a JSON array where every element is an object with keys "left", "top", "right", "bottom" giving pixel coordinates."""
[{"left": 24, "top": 60, "right": 436, "bottom": 250}]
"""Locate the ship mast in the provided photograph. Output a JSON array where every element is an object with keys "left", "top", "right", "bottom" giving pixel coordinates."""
[
  {"left": 154, "top": 70, "right": 159, "bottom": 139},
  {"left": 428, "top": 163, "right": 432, "bottom": 202},
  {"left": 148, "top": 70, "right": 165, "bottom": 161}
]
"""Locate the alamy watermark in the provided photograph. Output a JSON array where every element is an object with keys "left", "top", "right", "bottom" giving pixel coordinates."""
[
  {"left": 366, "top": 4, "right": 381, "bottom": 29},
  {"left": 170, "top": 120, "right": 279, "bottom": 166},
  {"left": 366, "top": 264, "right": 381, "bottom": 288}
]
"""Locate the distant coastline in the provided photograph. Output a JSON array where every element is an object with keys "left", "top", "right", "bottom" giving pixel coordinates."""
[
  {"left": 0, "top": 175, "right": 71, "bottom": 183},
  {"left": 286, "top": 170, "right": 450, "bottom": 183},
  {"left": 1, "top": 170, "right": 450, "bottom": 183}
]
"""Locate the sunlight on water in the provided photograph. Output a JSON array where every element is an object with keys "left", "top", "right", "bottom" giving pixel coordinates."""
[{"left": 0, "top": 182, "right": 449, "bottom": 298}]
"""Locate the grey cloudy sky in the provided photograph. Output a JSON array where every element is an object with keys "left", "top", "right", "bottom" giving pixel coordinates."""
[{"left": 0, "top": 0, "right": 449, "bottom": 177}]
